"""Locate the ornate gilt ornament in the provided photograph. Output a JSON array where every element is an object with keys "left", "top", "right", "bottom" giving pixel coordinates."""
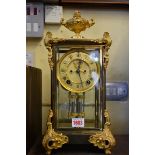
[
  {"left": 89, "top": 110, "right": 116, "bottom": 154},
  {"left": 42, "top": 109, "right": 69, "bottom": 155},
  {"left": 61, "top": 10, "right": 95, "bottom": 38},
  {"left": 44, "top": 32, "right": 64, "bottom": 70},
  {"left": 103, "top": 32, "right": 112, "bottom": 69},
  {"left": 44, "top": 32, "right": 54, "bottom": 70}
]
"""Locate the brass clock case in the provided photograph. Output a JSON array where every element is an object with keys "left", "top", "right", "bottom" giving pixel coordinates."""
[
  {"left": 57, "top": 48, "right": 100, "bottom": 93},
  {"left": 43, "top": 10, "right": 115, "bottom": 155}
]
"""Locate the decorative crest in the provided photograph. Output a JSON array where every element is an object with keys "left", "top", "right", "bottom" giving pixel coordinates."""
[{"left": 61, "top": 10, "right": 95, "bottom": 38}]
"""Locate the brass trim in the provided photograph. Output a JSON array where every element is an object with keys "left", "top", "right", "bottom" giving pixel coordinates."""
[
  {"left": 89, "top": 109, "right": 116, "bottom": 154},
  {"left": 44, "top": 32, "right": 54, "bottom": 70},
  {"left": 68, "top": 112, "right": 85, "bottom": 118},
  {"left": 103, "top": 32, "right": 112, "bottom": 69},
  {"left": 42, "top": 109, "right": 69, "bottom": 155}
]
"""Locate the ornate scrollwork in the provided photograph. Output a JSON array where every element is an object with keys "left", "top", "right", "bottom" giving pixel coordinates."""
[
  {"left": 42, "top": 109, "right": 69, "bottom": 155},
  {"left": 44, "top": 32, "right": 54, "bottom": 70},
  {"left": 89, "top": 109, "right": 116, "bottom": 154},
  {"left": 61, "top": 10, "right": 95, "bottom": 38},
  {"left": 103, "top": 32, "right": 112, "bottom": 69},
  {"left": 44, "top": 32, "right": 65, "bottom": 70}
]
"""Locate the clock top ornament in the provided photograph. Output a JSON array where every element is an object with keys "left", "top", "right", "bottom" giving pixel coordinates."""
[
  {"left": 44, "top": 10, "right": 112, "bottom": 70},
  {"left": 61, "top": 10, "right": 95, "bottom": 38}
]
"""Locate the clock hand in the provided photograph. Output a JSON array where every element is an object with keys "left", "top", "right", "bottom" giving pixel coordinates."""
[
  {"left": 77, "top": 60, "right": 83, "bottom": 87},
  {"left": 78, "top": 72, "right": 83, "bottom": 88}
]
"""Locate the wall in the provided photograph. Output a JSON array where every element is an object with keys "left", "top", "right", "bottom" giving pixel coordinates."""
[{"left": 26, "top": 6, "right": 129, "bottom": 135}]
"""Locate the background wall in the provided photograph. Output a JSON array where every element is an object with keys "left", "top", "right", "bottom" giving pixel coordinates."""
[{"left": 26, "top": 6, "right": 129, "bottom": 135}]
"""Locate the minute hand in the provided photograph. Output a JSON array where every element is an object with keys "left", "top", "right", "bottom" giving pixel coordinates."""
[{"left": 77, "top": 61, "right": 83, "bottom": 87}]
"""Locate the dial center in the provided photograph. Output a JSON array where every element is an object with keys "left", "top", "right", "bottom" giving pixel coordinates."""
[
  {"left": 67, "top": 59, "right": 90, "bottom": 84},
  {"left": 76, "top": 69, "right": 80, "bottom": 74}
]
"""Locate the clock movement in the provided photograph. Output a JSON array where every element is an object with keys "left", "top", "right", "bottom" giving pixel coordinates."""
[{"left": 42, "top": 11, "right": 116, "bottom": 155}]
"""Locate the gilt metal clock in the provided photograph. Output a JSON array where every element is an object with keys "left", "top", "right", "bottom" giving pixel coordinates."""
[{"left": 42, "top": 11, "right": 116, "bottom": 155}]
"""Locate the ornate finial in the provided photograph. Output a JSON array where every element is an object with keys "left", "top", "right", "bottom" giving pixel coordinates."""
[{"left": 61, "top": 10, "right": 95, "bottom": 38}]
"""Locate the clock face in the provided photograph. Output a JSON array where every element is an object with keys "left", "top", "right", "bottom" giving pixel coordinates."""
[{"left": 57, "top": 49, "right": 100, "bottom": 93}]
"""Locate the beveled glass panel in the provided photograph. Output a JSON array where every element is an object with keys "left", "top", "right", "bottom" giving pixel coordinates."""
[{"left": 54, "top": 45, "right": 103, "bottom": 130}]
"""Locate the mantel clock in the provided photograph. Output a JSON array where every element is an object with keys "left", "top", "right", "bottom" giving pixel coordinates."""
[{"left": 42, "top": 11, "right": 116, "bottom": 155}]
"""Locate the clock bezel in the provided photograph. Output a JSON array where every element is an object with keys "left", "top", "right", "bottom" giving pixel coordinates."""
[{"left": 56, "top": 47, "right": 101, "bottom": 93}]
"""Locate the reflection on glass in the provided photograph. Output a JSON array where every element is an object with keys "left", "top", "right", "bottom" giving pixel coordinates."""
[{"left": 55, "top": 46, "right": 102, "bottom": 129}]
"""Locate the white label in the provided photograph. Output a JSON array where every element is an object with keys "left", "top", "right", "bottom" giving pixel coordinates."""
[
  {"left": 72, "top": 118, "right": 84, "bottom": 128},
  {"left": 33, "top": 23, "right": 38, "bottom": 32}
]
